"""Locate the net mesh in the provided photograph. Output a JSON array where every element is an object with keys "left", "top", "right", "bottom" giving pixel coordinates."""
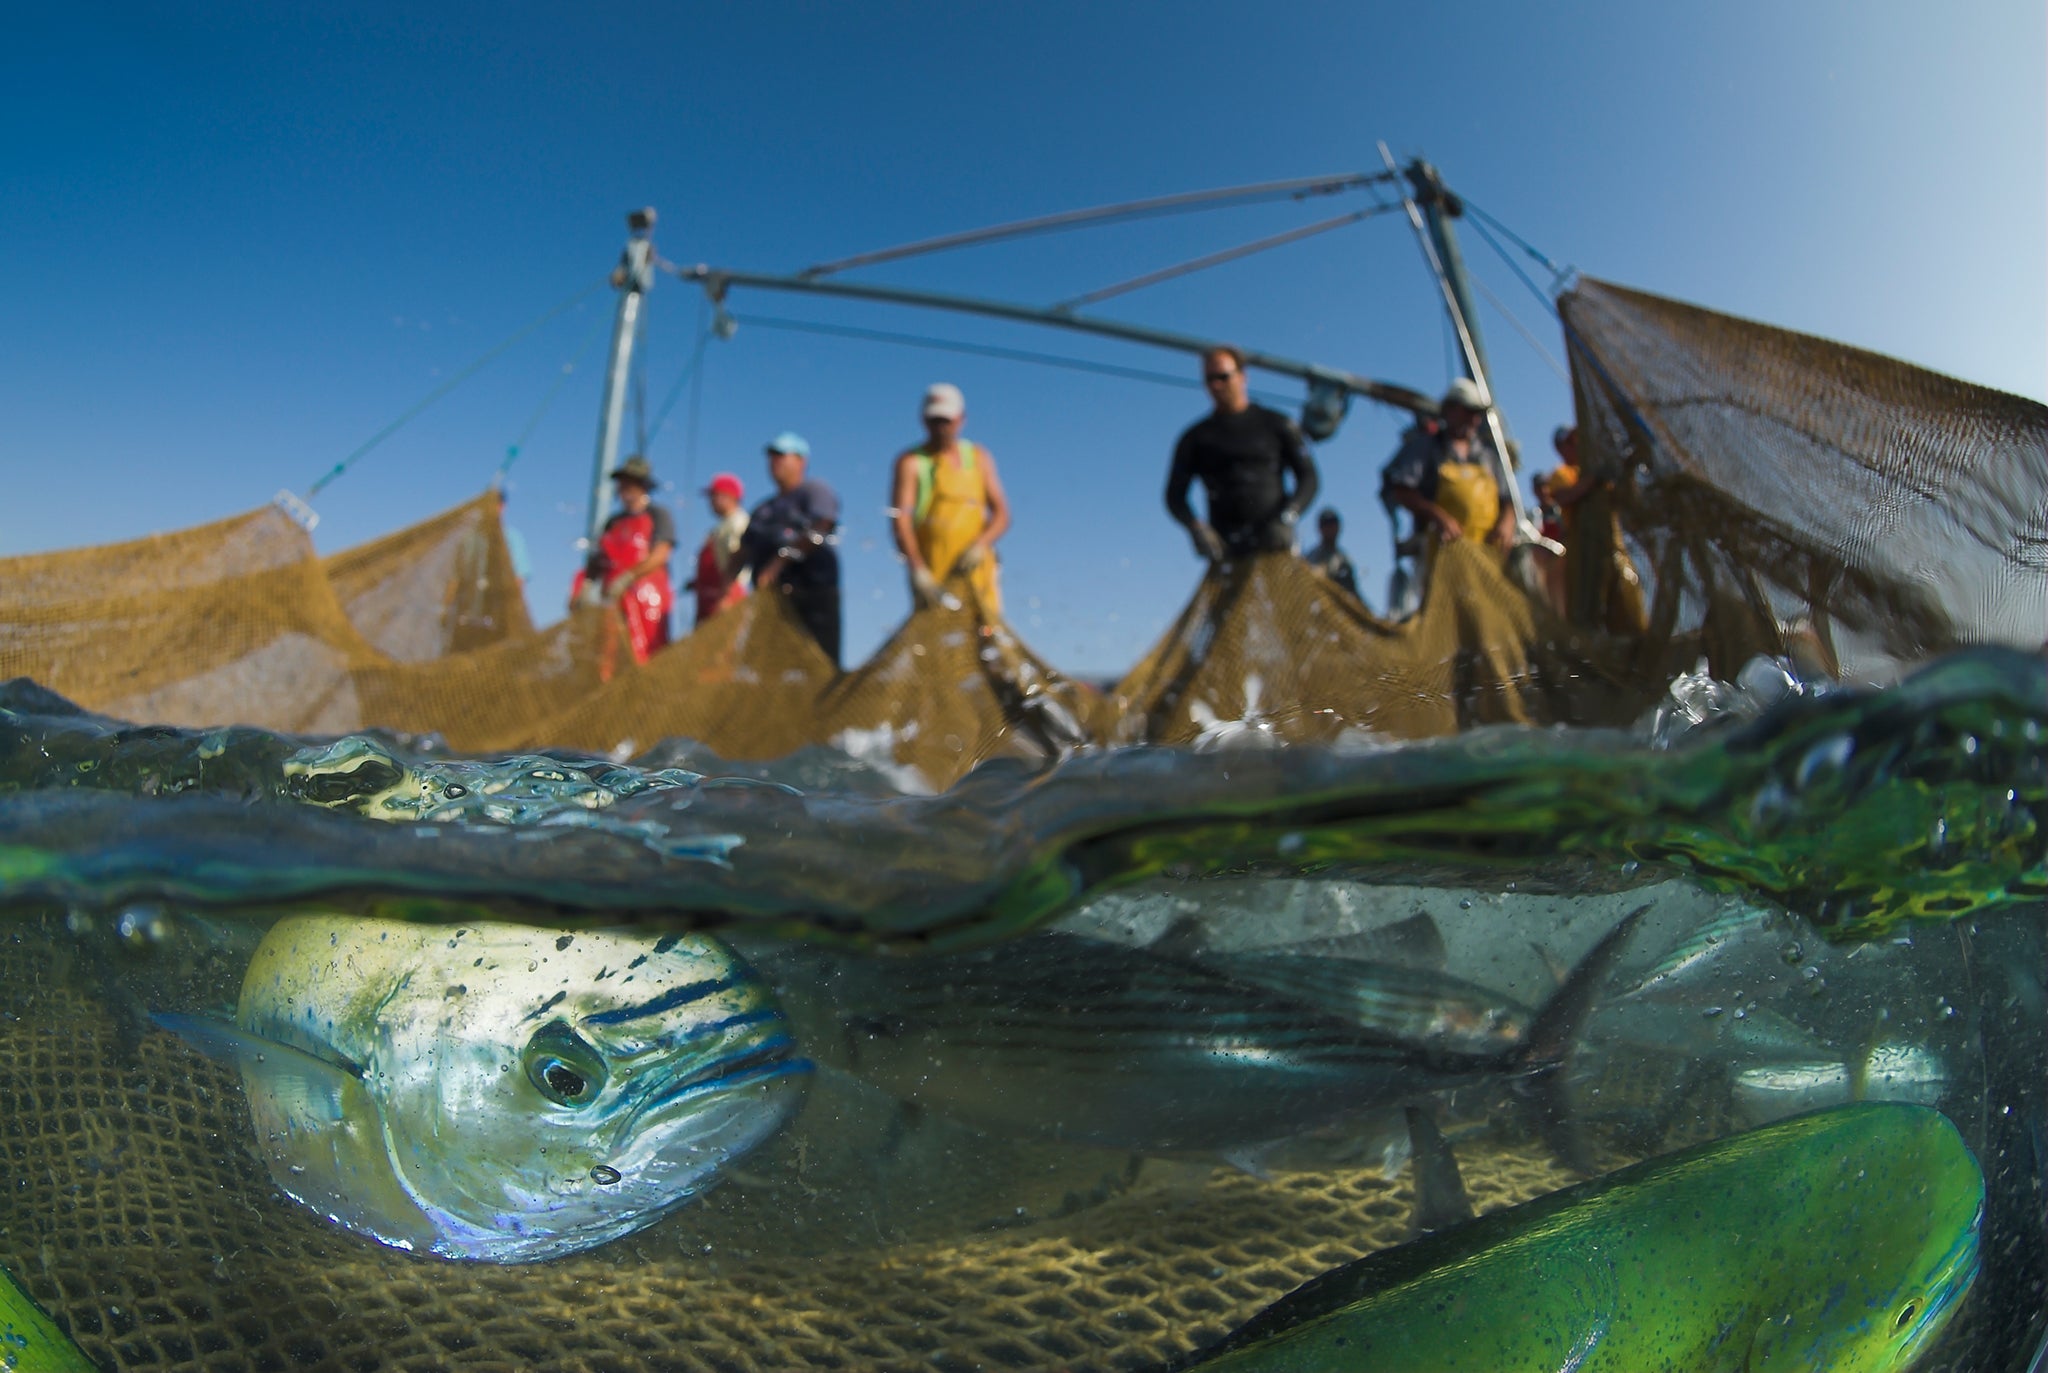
[
  {"left": 3, "top": 279, "right": 2039, "bottom": 770},
  {"left": 1560, "top": 277, "right": 2048, "bottom": 681},
  {"left": 0, "top": 925, "right": 1585, "bottom": 1373}
]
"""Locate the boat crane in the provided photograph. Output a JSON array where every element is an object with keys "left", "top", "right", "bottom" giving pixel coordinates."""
[{"left": 578, "top": 155, "right": 1546, "bottom": 562}]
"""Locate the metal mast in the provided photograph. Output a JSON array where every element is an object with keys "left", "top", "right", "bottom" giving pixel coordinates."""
[
  {"left": 585, "top": 208, "right": 657, "bottom": 549},
  {"left": 1379, "top": 146, "right": 1532, "bottom": 535}
]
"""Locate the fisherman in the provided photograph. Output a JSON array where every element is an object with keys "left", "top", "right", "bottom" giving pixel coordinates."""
[
  {"left": 1543, "top": 424, "right": 1647, "bottom": 633},
  {"left": 684, "top": 472, "right": 750, "bottom": 626},
  {"left": 890, "top": 383, "right": 1011, "bottom": 614},
  {"left": 732, "top": 432, "right": 843, "bottom": 667},
  {"left": 1303, "top": 507, "right": 1363, "bottom": 603},
  {"left": 1165, "top": 345, "right": 1320, "bottom": 562},
  {"left": 1379, "top": 377, "right": 1516, "bottom": 566},
  {"left": 571, "top": 454, "right": 675, "bottom": 663}
]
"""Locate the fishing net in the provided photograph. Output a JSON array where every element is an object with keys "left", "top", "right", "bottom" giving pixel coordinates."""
[
  {"left": 1110, "top": 541, "right": 1636, "bottom": 746},
  {"left": 321, "top": 492, "right": 534, "bottom": 661},
  {"left": 1559, "top": 277, "right": 2048, "bottom": 682},
  {"left": 0, "top": 921, "right": 1589, "bottom": 1373},
  {"left": 3, "top": 280, "right": 2040, "bottom": 767}
]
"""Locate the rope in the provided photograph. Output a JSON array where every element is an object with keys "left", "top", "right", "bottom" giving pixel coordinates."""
[
  {"left": 1469, "top": 272, "right": 1569, "bottom": 383},
  {"left": 799, "top": 172, "right": 1397, "bottom": 278},
  {"left": 1051, "top": 203, "right": 1400, "bottom": 312},
  {"left": 496, "top": 307, "right": 612, "bottom": 481},
  {"left": 1457, "top": 198, "right": 1576, "bottom": 302},
  {"left": 308, "top": 277, "right": 608, "bottom": 497},
  {"left": 643, "top": 318, "right": 713, "bottom": 448},
  {"left": 728, "top": 314, "right": 1297, "bottom": 408}
]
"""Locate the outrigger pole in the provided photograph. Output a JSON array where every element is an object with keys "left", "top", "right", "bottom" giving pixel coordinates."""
[
  {"left": 667, "top": 263, "right": 1438, "bottom": 421},
  {"left": 586, "top": 208, "right": 658, "bottom": 549},
  {"left": 1379, "top": 144, "right": 1534, "bottom": 537}
]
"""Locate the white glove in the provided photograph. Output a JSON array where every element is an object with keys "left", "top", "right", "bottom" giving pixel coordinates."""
[
  {"left": 910, "top": 566, "right": 942, "bottom": 608},
  {"left": 1189, "top": 523, "right": 1227, "bottom": 563},
  {"left": 956, "top": 541, "right": 987, "bottom": 572}
]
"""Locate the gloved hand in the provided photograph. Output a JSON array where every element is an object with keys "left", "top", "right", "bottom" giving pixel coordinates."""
[
  {"left": 1188, "top": 523, "right": 1227, "bottom": 563},
  {"left": 956, "top": 541, "right": 987, "bottom": 572},
  {"left": 1257, "top": 517, "right": 1297, "bottom": 552},
  {"left": 910, "top": 566, "right": 942, "bottom": 609}
]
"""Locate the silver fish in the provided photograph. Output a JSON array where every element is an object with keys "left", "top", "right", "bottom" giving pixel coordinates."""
[
  {"left": 1732, "top": 1040, "right": 1949, "bottom": 1127},
  {"left": 770, "top": 912, "right": 1641, "bottom": 1156},
  {"left": 164, "top": 914, "right": 808, "bottom": 1262}
]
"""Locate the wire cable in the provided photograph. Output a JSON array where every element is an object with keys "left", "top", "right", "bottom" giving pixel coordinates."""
[
  {"left": 729, "top": 313, "right": 1298, "bottom": 407},
  {"left": 307, "top": 276, "right": 608, "bottom": 497},
  {"left": 800, "top": 172, "right": 1397, "bottom": 278},
  {"left": 496, "top": 307, "right": 612, "bottom": 482},
  {"left": 1469, "top": 272, "right": 1570, "bottom": 382},
  {"left": 1051, "top": 203, "right": 1400, "bottom": 312},
  {"left": 1456, "top": 197, "right": 1576, "bottom": 298}
]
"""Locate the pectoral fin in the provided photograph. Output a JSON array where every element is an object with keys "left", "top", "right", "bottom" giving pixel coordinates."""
[{"left": 153, "top": 1013, "right": 360, "bottom": 1123}]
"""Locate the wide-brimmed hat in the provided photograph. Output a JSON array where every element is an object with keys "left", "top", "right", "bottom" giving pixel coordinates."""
[
  {"left": 610, "top": 454, "right": 656, "bottom": 487},
  {"left": 1440, "top": 377, "right": 1492, "bottom": 412}
]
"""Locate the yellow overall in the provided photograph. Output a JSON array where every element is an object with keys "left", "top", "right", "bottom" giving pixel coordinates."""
[
  {"left": 912, "top": 440, "right": 1001, "bottom": 614},
  {"left": 1428, "top": 456, "right": 1503, "bottom": 567}
]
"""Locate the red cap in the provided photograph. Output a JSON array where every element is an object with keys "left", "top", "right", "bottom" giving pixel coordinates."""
[{"left": 704, "top": 473, "right": 744, "bottom": 500}]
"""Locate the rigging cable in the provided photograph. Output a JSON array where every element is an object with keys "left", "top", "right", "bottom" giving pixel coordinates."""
[
  {"left": 800, "top": 171, "right": 1398, "bottom": 278},
  {"left": 496, "top": 307, "right": 613, "bottom": 482},
  {"left": 1050, "top": 203, "right": 1402, "bottom": 312},
  {"left": 1468, "top": 271, "right": 1570, "bottom": 383},
  {"left": 1455, "top": 196, "right": 1576, "bottom": 301},
  {"left": 728, "top": 313, "right": 1298, "bottom": 408},
  {"left": 642, "top": 312, "right": 714, "bottom": 449},
  {"left": 307, "top": 276, "right": 608, "bottom": 498}
]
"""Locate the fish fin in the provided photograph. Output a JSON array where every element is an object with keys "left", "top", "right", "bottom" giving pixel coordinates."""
[
  {"left": 1376, "top": 911, "right": 1448, "bottom": 970},
  {"left": 1218, "top": 1143, "right": 1280, "bottom": 1182},
  {"left": 152, "top": 1013, "right": 360, "bottom": 1123},
  {"left": 1147, "top": 914, "right": 1208, "bottom": 958},
  {"left": 1529, "top": 940, "right": 1570, "bottom": 990},
  {"left": 1403, "top": 1106, "right": 1473, "bottom": 1234},
  {"left": 1514, "top": 904, "right": 1652, "bottom": 1175}
]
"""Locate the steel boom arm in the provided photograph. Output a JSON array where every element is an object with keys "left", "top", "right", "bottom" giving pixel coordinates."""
[{"left": 668, "top": 262, "right": 1437, "bottom": 417}]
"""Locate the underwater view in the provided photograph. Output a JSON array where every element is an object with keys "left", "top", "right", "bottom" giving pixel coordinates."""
[
  {"left": 1, "top": 647, "right": 2042, "bottom": 1371},
  {"left": 7, "top": 8, "right": 2046, "bottom": 1371}
]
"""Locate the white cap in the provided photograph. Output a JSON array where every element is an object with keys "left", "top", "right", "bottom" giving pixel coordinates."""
[
  {"left": 1441, "top": 377, "right": 1491, "bottom": 412},
  {"left": 922, "top": 383, "right": 965, "bottom": 421}
]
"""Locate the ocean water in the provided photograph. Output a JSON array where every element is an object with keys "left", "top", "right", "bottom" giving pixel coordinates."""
[{"left": 0, "top": 648, "right": 2041, "bottom": 1371}]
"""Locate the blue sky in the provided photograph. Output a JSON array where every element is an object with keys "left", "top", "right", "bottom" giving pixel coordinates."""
[{"left": 4, "top": 2, "right": 2042, "bottom": 673}]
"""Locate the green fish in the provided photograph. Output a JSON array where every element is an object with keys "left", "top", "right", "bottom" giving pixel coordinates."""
[
  {"left": 0, "top": 1262, "right": 93, "bottom": 1372},
  {"left": 162, "top": 914, "right": 809, "bottom": 1262},
  {"left": 1177, "top": 1102, "right": 1982, "bottom": 1372}
]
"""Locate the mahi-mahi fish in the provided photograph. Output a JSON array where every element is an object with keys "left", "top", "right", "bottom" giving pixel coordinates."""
[
  {"left": 1176, "top": 1101, "right": 1983, "bottom": 1372},
  {"left": 162, "top": 914, "right": 809, "bottom": 1262}
]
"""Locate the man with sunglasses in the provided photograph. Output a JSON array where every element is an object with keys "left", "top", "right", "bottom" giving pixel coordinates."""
[{"left": 1165, "top": 345, "right": 1319, "bottom": 563}]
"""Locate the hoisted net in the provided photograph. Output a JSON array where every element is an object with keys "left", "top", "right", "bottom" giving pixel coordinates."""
[
  {"left": 4, "top": 279, "right": 2035, "bottom": 768},
  {"left": 1110, "top": 541, "right": 1637, "bottom": 746},
  {"left": 1560, "top": 277, "right": 2048, "bottom": 681},
  {"left": 321, "top": 491, "right": 534, "bottom": 660}
]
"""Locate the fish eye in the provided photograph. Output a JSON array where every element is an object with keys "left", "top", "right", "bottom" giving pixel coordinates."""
[
  {"left": 522, "top": 1021, "right": 609, "bottom": 1108},
  {"left": 1894, "top": 1300, "right": 1919, "bottom": 1334}
]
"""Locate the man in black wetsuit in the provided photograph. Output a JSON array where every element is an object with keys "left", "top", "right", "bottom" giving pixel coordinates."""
[{"left": 1165, "top": 345, "right": 1319, "bottom": 562}]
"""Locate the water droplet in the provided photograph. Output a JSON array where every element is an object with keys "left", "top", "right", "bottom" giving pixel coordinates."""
[
  {"left": 1701, "top": 1006, "right": 1725, "bottom": 1018},
  {"left": 590, "top": 1165, "right": 622, "bottom": 1186},
  {"left": 1459, "top": 898, "right": 1474, "bottom": 910}
]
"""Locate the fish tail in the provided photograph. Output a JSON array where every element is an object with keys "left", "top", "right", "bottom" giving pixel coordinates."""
[{"left": 1513, "top": 904, "right": 1652, "bottom": 1173}]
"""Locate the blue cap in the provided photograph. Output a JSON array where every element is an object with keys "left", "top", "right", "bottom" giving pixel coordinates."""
[{"left": 766, "top": 431, "right": 811, "bottom": 458}]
